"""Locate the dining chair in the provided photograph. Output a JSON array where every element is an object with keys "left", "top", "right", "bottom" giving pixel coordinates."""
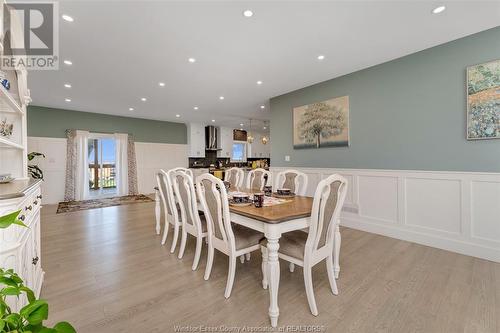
[
  {"left": 260, "top": 174, "right": 348, "bottom": 316},
  {"left": 171, "top": 167, "right": 194, "bottom": 180},
  {"left": 158, "top": 169, "right": 182, "bottom": 253},
  {"left": 196, "top": 173, "right": 264, "bottom": 298},
  {"left": 246, "top": 168, "right": 271, "bottom": 191},
  {"left": 274, "top": 169, "right": 308, "bottom": 196},
  {"left": 224, "top": 167, "right": 244, "bottom": 187},
  {"left": 171, "top": 170, "right": 207, "bottom": 270}
]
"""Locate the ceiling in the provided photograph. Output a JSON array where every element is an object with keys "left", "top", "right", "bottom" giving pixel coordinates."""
[{"left": 29, "top": 1, "right": 500, "bottom": 132}]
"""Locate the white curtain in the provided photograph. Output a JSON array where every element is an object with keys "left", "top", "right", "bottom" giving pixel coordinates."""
[
  {"left": 74, "top": 130, "right": 90, "bottom": 201},
  {"left": 114, "top": 133, "right": 129, "bottom": 196}
]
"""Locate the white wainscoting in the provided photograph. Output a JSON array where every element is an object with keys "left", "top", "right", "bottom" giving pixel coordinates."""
[
  {"left": 27, "top": 137, "right": 188, "bottom": 204},
  {"left": 270, "top": 167, "right": 500, "bottom": 262}
]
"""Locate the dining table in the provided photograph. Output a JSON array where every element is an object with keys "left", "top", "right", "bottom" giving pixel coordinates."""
[{"left": 227, "top": 187, "right": 315, "bottom": 328}]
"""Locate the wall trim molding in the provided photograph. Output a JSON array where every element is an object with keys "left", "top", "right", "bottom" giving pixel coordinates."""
[{"left": 270, "top": 166, "right": 500, "bottom": 262}]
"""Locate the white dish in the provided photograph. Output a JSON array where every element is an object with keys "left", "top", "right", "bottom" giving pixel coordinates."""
[{"left": 0, "top": 176, "right": 14, "bottom": 184}]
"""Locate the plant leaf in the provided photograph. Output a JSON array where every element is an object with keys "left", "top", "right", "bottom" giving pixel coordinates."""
[
  {"left": 0, "top": 210, "right": 23, "bottom": 229},
  {"left": 0, "top": 319, "right": 4, "bottom": 331},
  {"left": 20, "top": 300, "right": 48, "bottom": 325},
  {"left": 0, "top": 276, "right": 18, "bottom": 287},
  {"left": 53, "top": 322, "right": 76, "bottom": 333},
  {"left": 1, "top": 286, "right": 20, "bottom": 296},
  {"left": 20, "top": 286, "right": 36, "bottom": 303}
]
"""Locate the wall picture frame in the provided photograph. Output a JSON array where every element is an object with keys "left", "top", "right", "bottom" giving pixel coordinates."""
[
  {"left": 293, "top": 95, "right": 349, "bottom": 149},
  {"left": 466, "top": 59, "right": 500, "bottom": 140}
]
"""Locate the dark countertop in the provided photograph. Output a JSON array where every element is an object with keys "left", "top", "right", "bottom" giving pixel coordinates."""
[{"left": 0, "top": 178, "right": 41, "bottom": 200}]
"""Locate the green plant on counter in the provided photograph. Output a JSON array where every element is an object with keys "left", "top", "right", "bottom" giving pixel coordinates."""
[
  {"left": 0, "top": 211, "right": 76, "bottom": 333},
  {"left": 27, "top": 152, "right": 45, "bottom": 180}
]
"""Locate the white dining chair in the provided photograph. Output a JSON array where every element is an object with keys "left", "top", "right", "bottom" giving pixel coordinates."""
[
  {"left": 171, "top": 167, "right": 193, "bottom": 180},
  {"left": 246, "top": 168, "right": 271, "bottom": 190},
  {"left": 159, "top": 169, "right": 182, "bottom": 253},
  {"left": 274, "top": 169, "right": 308, "bottom": 196},
  {"left": 196, "top": 173, "right": 264, "bottom": 298},
  {"left": 224, "top": 167, "right": 244, "bottom": 187},
  {"left": 171, "top": 170, "right": 207, "bottom": 270},
  {"left": 260, "top": 174, "right": 348, "bottom": 316}
]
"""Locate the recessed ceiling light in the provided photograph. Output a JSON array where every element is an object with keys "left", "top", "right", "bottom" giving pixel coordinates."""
[
  {"left": 65, "top": 98, "right": 71, "bottom": 102},
  {"left": 64, "top": 83, "right": 71, "bottom": 88},
  {"left": 158, "top": 82, "right": 165, "bottom": 87},
  {"left": 317, "top": 55, "right": 325, "bottom": 60},
  {"left": 219, "top": 96, "right": 225, "bottom": 100},
  {"left": 62, "top": 14, "right": 74, "bottom": 22},
  {"left": 240, "top": 123, "right": 244, "bottom": 126},
  {"left": 63, "top": 60, "right": 72, "bottom": 65},
  {"left": 263, "top": 126, "right": 267, "bottom": 130},
  {"left": 193, "top": 106, "right": 199, "bottom": 110},
  {"left": 432, "top": 5, "right": 446, "bottom": 14},
  {"left": 243, "top": 10, "right": 253, "bottom": 17},
  {"left": 211, "top": 119, "right": 216, "bottom": 122},
  {"left": 256, "top": 80, "right": 263, "bottom": 85},
  {"left": 175, "top": 114, "right": 180, "bottom": 118},
  {"left": 260, "top": 105, "right": 265, "bottom": 109},
  {"left": 188, "top": 58, "right": 196, "bottom": 63},
  {"left": 141, "top": 97, "right": 147, "bottom": 102},
  {"left": 129, "top": 107, "right": 134, "bottom": 111}
]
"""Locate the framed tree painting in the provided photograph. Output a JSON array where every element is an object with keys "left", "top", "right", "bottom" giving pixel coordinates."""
[
  {"left": 293, "top": 95, "right": 349, "bottom": 149},
  {"left": 467, "top": 59, "right": 500, "bottom": 140}
]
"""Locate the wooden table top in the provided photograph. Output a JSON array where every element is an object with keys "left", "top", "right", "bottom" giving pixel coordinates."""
[{"left": 228, "top": 187, "right": 313, "bottom": 224}]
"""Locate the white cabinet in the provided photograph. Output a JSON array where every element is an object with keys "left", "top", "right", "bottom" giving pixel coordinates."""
[
  {"left": 187, "top": 123, "right": 205, "bottom": 158},
  {"left": 217, "top": 127, "right": 233, "bottom": 158}
]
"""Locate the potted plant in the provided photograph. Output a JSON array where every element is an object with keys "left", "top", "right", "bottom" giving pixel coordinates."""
[{"left": 0, "top": 210, "right": 76, "bottom": 332}]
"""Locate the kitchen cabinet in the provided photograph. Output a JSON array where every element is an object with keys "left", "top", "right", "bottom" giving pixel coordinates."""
[
  {"left": 217, "top": 127, "right": 233, "bottom": 158},
  {"left": 187, "top": 123, "right": 206, "bottom": 158}
]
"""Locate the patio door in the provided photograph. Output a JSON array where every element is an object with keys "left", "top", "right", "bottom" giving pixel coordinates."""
[{"left": 88, "top": 136, "right": 117, "bottom": 198}]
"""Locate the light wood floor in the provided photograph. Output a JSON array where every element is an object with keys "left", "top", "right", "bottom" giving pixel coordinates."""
[{"left": 40, "top": 201, "right": 500, "bottom": 333}]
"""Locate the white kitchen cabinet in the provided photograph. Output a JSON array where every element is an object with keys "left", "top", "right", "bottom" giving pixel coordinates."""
[
  {"left": 187, "top": 123, "right": 206, "bottom": 158},
  {"left": 217, "top": 127, "right": 233, "bottom": 158}
]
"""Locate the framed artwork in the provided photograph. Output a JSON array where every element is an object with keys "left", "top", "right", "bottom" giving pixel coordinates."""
[
  {"left": 467, "top": 59, "right": 500, "bottom": 140},
  {"left": 293, "top": 95, "right": 349, "bottom": 149}
]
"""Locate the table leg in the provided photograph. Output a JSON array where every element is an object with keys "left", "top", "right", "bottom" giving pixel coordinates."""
[
  {"left": 155, "top": 189, "right": 161, "bottom": 235},
  {"left": 265, "top": 226, "right": 281, "bottom": 328},
  {"left": 334, "top": 224, "right": 341, "bottom": 279}
]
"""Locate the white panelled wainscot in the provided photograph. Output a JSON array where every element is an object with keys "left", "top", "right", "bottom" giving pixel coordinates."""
[{"left": 270, "top": 167, "right": 500, "bottom": 262}]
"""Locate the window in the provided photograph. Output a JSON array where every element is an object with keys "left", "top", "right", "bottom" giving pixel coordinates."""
[{"left": 232, "top": 141, "right": 247, "bottom": 162}]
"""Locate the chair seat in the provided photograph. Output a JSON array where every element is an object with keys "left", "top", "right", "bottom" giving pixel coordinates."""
[
  {"left": 260, "top": 230, "right": 307, "bottom": 260},
  {"left": 232, "top": 224, "right": 264, "bottom": 250}
]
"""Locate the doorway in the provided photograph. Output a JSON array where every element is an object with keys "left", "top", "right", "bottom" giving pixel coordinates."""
[{"left": 88, "top": 136, "right": 117, "bottom": 198}]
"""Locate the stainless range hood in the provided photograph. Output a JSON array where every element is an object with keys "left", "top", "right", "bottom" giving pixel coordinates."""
[{"left": 205, "top": 126, "right": 221, "bottom": 150}]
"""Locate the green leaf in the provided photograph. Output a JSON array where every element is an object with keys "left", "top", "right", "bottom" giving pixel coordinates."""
[
  {"left": 1, "top": 287, "right": 20, "bottom": 296},
  {"left": 0, "top": 277, "right": 18, "bottom": 287},
  {"left": 53, "top": 322, "right": 76, "bottom": 333},
  {"left": 39, "top": 328, "right": 57, "bottom": 333},
  {"left": 0, "top": 319, "right": 5, "bottom": 331},
  {"left": 4, "top": 312, "right": 21, "bottom": 327},
  {"left": 20, "top": 300, "right": 48, "bottom": 325},
  {"left": 0, "top": 210, "right": 23, "bottom": 229},
  {"left": 20, "top": 287, "right": 36, "bottom": 303}
]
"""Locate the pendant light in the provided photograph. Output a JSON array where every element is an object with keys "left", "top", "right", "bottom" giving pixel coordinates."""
[
  {"left": 247, "top": 119, "right": 254, "bottom": 144},
  {"left": 261, "top": 121, "right": 269, "bottom": 145}
]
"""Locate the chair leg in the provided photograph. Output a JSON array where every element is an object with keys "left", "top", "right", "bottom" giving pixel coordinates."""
[
  {"left": 204, "top": 241, "right": 214, "bottom": 280},
  {"left": 334, "top": 225, "right": 341, "bottom": 279},
  {"left": 303, "top": 265, "right": 318, "bottom": 316},
  {"left": 161, "top": 219, "right": 170, "bottom": 245},
  {"left": 261, "top": 246, "right": 268, "bottom": 289},
  {"left": 289, "top": 263, "right": 295, "bottom": 272},
  {"left": 239, "top": 255, "right": 245, "bottom": 264},
  {"left": 245, "top": 253, "right": 251, "bottom": 261},
  {"left": 326, "top": 255, "right": 338, "bottom": 295},
  {"left": 224, "top": 256, "right": 237, "bottom": 299},
  {"left": 178, "top": 230, "right": 187, "bottom": 259},
  {"left": 170, "top": 223, "right": 180, "bottom": 253},
  {"left": 192, "top": 236, "right": 203, "bottom": 271}
]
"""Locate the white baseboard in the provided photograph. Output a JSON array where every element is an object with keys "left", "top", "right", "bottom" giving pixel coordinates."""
[{"left": 270, "top": 166, "right": 500, "bottom": 262}]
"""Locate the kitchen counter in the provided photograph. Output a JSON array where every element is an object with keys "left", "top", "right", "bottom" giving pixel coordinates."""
[{"left": 0, "top": 178, "right": 42, "bottom": 200}]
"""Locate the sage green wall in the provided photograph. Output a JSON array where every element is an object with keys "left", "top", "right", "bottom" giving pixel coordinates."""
[
  {"left": 27, "top": 106, "right": 187, "bottom": 144},
  {"left": 270, "top": 27, "right": 500, "bottom": 172}
]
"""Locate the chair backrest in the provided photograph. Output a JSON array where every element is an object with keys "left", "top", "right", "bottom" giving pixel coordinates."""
[
  {"left": 171, "top": 167, "right": 193, "bottom": 180},
  {"left": 171, "top": 170, "right": 203, "bottom": 234},
  {"left": 305, "top": 174, "right": 348, "bottom": 255},
  {"left": 246, "top": 168, "right": 271, "bottom": 190},
  {"left": 224, "top": 167, "right": 244, "bottom": 187},
  {"left": 158, "top": 169, "right": 179, "bottom": 224},
  {"left": 275, "top": 169, "right": 308, "bottom": 196},
  {"left": 196, "top": 173, "right": 236, "bottom": 250}
]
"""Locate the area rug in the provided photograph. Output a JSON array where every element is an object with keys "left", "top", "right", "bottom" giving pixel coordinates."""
[{"left": 56, "top": 194, "right": 154, "bottom": 214}]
